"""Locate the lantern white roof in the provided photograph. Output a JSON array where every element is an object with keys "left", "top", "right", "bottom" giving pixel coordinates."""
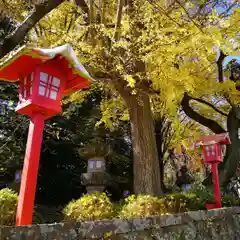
[{"left": 0, "top": 44, "right": 93, "bottom": 83}]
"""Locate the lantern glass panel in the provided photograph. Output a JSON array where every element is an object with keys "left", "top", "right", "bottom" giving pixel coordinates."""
[
  {"left": 22, "top": 73, "right": 33, "bottom": 100},
  {"left": 39, "top": 72, "right": 60, "bottom": 100},
  {"left": 205, "top": 145, "right": 216, "bottom": 157},
  {"left": 96, "top": 160, "right": 102, "bottom": 168},
  {"left": 39, "top": 72, "right": 48, "bottom": 96},
  {"left": 52, "top": 77, "right": 60, "bottom": 87},
  {"left": 89, "top": 160, "right": 95, "bottom": 169},
  {"left": 50, "top": 91, "right": 57, "bottom": 100}
]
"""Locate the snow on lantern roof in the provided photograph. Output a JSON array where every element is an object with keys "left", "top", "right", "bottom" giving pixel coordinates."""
[{"left": 0, "top": 44, "right": 92, "bottom": 95}]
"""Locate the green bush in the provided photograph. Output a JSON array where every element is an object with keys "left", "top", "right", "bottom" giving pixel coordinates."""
[
  {"left": 0, "top": 188, "right": 18, "bottom": 226},
  {"left": 62, "top": 192, "right": 116, "bottom": 221},
  {"left": 118, "top": 195, "right": 167, "bottom": 219},
  {"left": 63, "top": 190, "right": 240, "bottom": 222},
  {"left": 186, "top": 185, "right": 214, "bottom": 203},
  {"left": 118, "top": 193, "right": 206, "bottom": 219},
  {"left": 163, "top": 192, "right": 205, "bottom": 213},
  {"left": 186, "top": 184, "right": 240, "bottom": 208},
  {"left": 221, "top": 195, "right": 240, "bottom": 207}
]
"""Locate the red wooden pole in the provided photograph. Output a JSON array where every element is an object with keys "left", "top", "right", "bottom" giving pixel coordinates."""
[
  {"left": 212, "top": 162, "right": 222, "bottom": 208},
  {"left": 16, "top": 113, "right": 45, "bottom": 226}
]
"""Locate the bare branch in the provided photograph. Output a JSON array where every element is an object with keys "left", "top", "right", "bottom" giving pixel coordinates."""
[{"left": 219, "top": 1, "right": 238, "bottom": 18}]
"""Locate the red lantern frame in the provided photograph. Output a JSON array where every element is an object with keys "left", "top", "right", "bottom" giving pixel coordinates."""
[
  {"left": 0, "top": 44, "right": 91, "bottom": 226},
  {"left": 196, "top": 133, "right": 231, "bottom": 209}
]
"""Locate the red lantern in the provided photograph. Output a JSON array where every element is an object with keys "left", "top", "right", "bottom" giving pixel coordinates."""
[
  {"left": 16, "top": 60, "right": 66, "bottom": 119},
  {"left": 199, "top": 133, "right": 230, "bottom": 164},
  {"left": 0, "top": 44, "right": 91, "bottom": 226},
  {"left": 196, "top": 133, "right": 231, "bottom": 209}
]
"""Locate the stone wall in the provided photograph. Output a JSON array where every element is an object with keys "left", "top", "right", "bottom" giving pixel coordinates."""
[{"left": 1, "top": 207, "right": 240, "bottom": 239}]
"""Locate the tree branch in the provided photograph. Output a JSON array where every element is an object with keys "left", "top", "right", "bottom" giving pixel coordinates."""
[
  {"left": 0, "top": 0, "right": 65, "bottom": 58},
  {"left": 89, "top": 0, "right": 94, "bottom": 24},
  {"left": 181, "top": 92, "right": 226, "bottom": 134},
  {"left": 219, "top": 1, "right": 238, "bottom": 18},
  {"left": 190, "top": 96, "right": 228, "bottom": 117},
  {"left": 217, "top": 50, "right": 227, "bottom": 83},
  {"left": 100, "top": 0, "right": 105, "bottom": 24},
  {"left": 112, "top": 0, "right": 124, "bottom": 42},
  {"left": 175, "top": 0, "right": 204, "bottom": 33},
  {"left": 147, "top": 0, "right": 182, "bottom": 28}
]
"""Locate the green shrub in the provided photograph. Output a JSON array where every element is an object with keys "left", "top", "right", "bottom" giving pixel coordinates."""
[
  {"left": 187, "top": 185, "right": 214, "bottom": 203},
  {"left": 118, "top": 193, "right": 208, "bottom": 219},
  {"left": 63, "top": 192, "right": 116, "bottom": 221},
  {"left": 118, "top": 195, "right": 167, "bottom": 219},
  {"left": 63, "top": 190, "right": 240, "bottom": 222},
  {"left": 221, "top": 195, "right": 240, "bottom": 207},
  {"left": 0, "top": 188, "right": 18, "bottom": 226},
  {"left": 186, "top": 184, "right": 240, "bottom": 207},
  {"left": 163, "top": 192, "right": 205, "bottom": 213}
]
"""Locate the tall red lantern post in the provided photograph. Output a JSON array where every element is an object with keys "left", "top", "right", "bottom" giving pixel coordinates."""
[
  {"left": 195, "top": 133, "right": 231, "bottom": 209},
  {"left": 0, "top": 44, "right": 91, "bottom": 226}
]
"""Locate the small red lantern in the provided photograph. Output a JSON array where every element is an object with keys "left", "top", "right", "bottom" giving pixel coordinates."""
[
  {"left": 16, "top": 61, "right": 66, "bottom": 119},
  {"left": 199, "top": 133, "right": 230, "bottom": 164},
  {"left": 0, "top": 45, "right": 90, "bottom": 119},
  {"left": 0, "top": 44, "right": 91, "bottom": 226},
  {"left": 196, "top": 133, "right": 231, "bottom": 210}
]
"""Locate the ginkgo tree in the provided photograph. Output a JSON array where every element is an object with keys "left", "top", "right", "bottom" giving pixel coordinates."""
[
  {"left": 0, "top": 0, "right": 239, "bottom": 195},
  {"left": 30, "top": 0, "right": 229, "bottom": 195}
]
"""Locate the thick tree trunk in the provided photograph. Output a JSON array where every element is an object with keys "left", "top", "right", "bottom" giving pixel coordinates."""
[
  {"left": 124, "top": 92, "right": 162, "bottom": 195},
  {"left": 155, "top": 126, "right": 166, "bottom": 192},
  {"left": 159, "top": 157, "right": 165, "bottom": 192},
  {"left": 155, "top": 139, "right": 165, "bottom": 192},
  {"left": 220, "top": 107, "right": 240, "bottom": 185}
]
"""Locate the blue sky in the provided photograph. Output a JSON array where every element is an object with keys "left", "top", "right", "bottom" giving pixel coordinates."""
[
  {"left": 224, "top": 56, "right": 240, "bottom": 65},
  {"left": 215, "top": 1, "right": 240, "bottom": 65}
]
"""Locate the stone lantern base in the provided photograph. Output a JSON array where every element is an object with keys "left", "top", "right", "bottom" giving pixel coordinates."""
[
  {"left": 81, "top": 172, "right": 111, "bottom": 194},
  {"left": 86, "top": 186, "right": 105, "bottom": 194}
]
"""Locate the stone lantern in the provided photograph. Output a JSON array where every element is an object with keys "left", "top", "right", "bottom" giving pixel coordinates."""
[
  {"left": 7, "top": 169, "right": 22, "bottom": 193},
  {"left": 80, "top": 138, "right": 111, "bottom": 194}
]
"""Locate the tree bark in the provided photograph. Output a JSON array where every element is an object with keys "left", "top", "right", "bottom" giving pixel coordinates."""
[
  {"left": 124, "top": 91, "right": 162, "bottom": 195},
  {"left": 155, "top": 119, "right": 166, "bottom": 192},
  {"left": 220, "top": 107, "right": 240, "bottom": 185},
  {"left": 181, "top": 93, "right": 225, "bottom": 134},
  {"left": 158, "top": 156, "right": 165, "bottom": 192}
]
